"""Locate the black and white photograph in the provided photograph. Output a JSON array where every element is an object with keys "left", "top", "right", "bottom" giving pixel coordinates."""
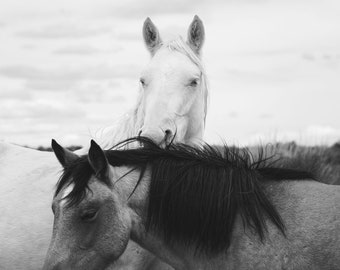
[{"left": 0, "top": 0, "right": 339, "bottom": 269}]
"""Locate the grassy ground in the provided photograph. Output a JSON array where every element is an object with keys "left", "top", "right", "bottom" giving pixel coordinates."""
[{"left": 247, "top": 142, "right": 340, "bottom": 185}]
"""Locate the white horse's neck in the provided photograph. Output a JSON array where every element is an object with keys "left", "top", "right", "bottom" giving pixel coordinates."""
[
  {"left": 95, "top": 108, "right": 142, "bottom": 150},
  {"left": 76, "top": 105, "right": 143, "bottom": 154}
]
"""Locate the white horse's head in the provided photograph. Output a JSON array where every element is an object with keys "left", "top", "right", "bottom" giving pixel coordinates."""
[{"left": 137, "top": 16, "right": 208, "bottom": 146}]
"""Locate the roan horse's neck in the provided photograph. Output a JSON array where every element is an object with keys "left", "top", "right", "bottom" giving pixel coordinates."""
[
  {"left": 122, "top": 169, "right": 189, "bottom": 269},
  {"left": 125, "top": 175, "right": 255, "bottom": 270},
  {"left": 122, "top": 172, "right": 339, "bottom": 270},
  {"left": 120, "top": 167, "right": 235, "bottom": 270}
]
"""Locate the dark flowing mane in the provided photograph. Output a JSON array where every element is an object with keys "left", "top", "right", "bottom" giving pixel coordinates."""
[{"left": 55, "top": 137, "right": 314, "bottom": 255}]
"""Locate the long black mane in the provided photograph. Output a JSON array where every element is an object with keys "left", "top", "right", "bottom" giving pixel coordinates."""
[{"left": 55, "top": 137, "right": 313, "bottom": 255}]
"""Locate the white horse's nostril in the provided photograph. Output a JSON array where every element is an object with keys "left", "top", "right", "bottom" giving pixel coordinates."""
[
  {"left": 137, "top": 129, "right": 144, "bottom": 147},
  {"left": 165, "top": 129, "right": 172, "bottom": 138},
  {"left": 137, "top": 129, "right": 143, "bottom": 137},
  {"left": 164, "top": 129, "right": 174, "bottom": 146}
]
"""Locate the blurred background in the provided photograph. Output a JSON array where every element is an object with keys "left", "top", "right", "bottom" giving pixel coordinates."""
[{"left": 0, "top": 0, "right": 339, "bottom": 148}]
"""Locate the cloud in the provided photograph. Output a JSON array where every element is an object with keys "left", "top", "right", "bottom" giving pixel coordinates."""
[
  {"left": 0, "top": 100, "right": 85, "bottom": 120},
  {"left": 25, "top": 80, "right": 78, "bottom": 91},
  {"left": 0, "top": 66, "right": 62, "bottom": 80},
  {"left": 0, "top": 65, "right": 139, "bottom": 81},
  {"left": 0, "top": 89, "right": 33, "bottom": 100},
  {"left": 0, "top": 122, "right": 60, "bottom": 135},
  {"left": 105, "top": 0, "right": 200, "bottom": 18},
  {"left": 74, "top": 81, "right": 127, "bottom": 103},
  {"left": 116, "top": 32, "right": 140, "bottom": 41},
  {"left": 259, "top": 113, "right": 272, "bottom": 119},
  {"left": 52, "top": 44, "right": 123, "bottom": 55},
  {"left": 16, "top": 24, "right": 111, "bottom": 39},
  {"left": 0, "top": 66, "right": 79, "bottom": 91},
  {"left": 0, "top": 64, "right": 139, "bottom": 91},
  {"left": 21, "top": 44, "right": 37, "bottom": 50},
  {"left": 228, "top": 111, "right": 239, "bottom": 118},
  {"left": 53, "top": 45, "right": 102, "bottom": 55}
]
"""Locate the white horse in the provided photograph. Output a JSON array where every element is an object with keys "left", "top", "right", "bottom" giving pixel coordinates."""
[
  {"left": 0, "top": 16, "right": 207, "bottom": 270},
  {"left": 44, "top": 138, "right": 340, "bottom": 270},
  {"left": 86, "top": 15, "right": 208, "bottom": 151}
]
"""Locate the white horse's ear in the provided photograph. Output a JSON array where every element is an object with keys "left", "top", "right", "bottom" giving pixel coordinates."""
[
  {"left": 143, "top": 17, "right": 162, "bottom": 55},
  {"left": 88, "top": 140, "right": 109, "bottom": 180},
  {"left": 51, "top": 139, "right": 78, "bottom": 167},
  {"left": 187, "top": 15, "right": 205, "bottom": 55}
]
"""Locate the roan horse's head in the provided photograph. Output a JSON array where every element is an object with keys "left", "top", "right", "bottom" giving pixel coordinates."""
[
  {"left": 138, "top": 16, "right": 207, "bottom": 146},
  {"left": 44, "top": 140, "right": 135, "bottom": 270}
]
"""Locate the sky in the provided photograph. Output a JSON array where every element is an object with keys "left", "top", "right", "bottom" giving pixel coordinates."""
[{"left": 0, "top": 0, "right": 340, "bottom": 147}]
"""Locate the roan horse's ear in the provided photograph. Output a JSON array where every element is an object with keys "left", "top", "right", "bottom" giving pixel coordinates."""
[
  {"left": 187, "top": 15, "right": 205, "bottom": 55},
  {"left": 88, "top": 140, "right": 109, "bottom": 181},
  {"left": 143, "top": 17, "right": 162, "bottom": 55},
  {"left": 51, "top": 139, "right": 79, "bottom": 167}
]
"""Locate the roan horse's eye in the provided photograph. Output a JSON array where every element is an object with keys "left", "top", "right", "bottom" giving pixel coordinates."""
[{"left": 80, "top": 210, "right": 98, "bottom": 222}]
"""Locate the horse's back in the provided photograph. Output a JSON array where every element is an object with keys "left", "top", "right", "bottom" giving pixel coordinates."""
[
  {"left": 226, "top": 180, "right": 340, "bottom": 270},
  {"left": 274, "top": 180, "right": 340, "bottom": 226},
  {"left": 283, "top": 180, "right": 340, "bottom": 268},
  {"left": 267, "top": 180, "right": 339, "bottom": 269},
  {"left": 0, "top": 141, "right": 60, "bottom": 270}
]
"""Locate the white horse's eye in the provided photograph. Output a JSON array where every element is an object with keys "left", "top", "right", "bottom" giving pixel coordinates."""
[
  {"left": 140, "top": 78, "right": 146, "bottom": 86},
  {"left": 189, "top": 79, "right": 199, "bottom": 87}
]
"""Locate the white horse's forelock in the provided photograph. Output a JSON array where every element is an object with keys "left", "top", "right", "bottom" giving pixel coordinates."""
[{"left": 92, "top": 36, "right": 208, "bottom": 151}]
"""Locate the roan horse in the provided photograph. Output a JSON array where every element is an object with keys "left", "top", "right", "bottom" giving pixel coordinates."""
[
  {"left": 44, "top": 138, "right": 340, "bottom": 270},
  {"left": 0, "top": 16, "right": 207, "bottom": 270}
]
